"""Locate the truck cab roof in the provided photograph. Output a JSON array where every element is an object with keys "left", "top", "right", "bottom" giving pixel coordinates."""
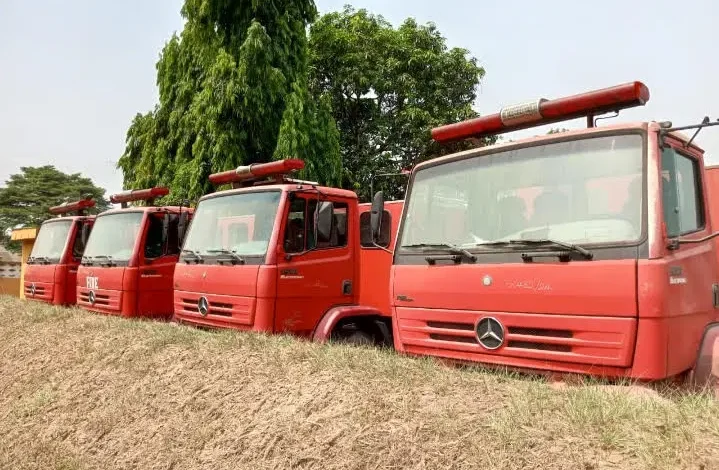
[
  {"left": 199, "top": 183, "right": 359, "bottom": 203},
  {"left": 413, "top": 121, "right": 705, "bottom": 174},
  {"left": 97, "top": 205, "right": 189, "bottom": 217}
]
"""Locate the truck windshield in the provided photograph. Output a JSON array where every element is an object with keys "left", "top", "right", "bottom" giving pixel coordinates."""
[
  {"left": 183, "top": 191, "right": 282, "bottom": 257},
  {"left": 30, "top": 220, "right": 73, "bottom": 262},
  {"left": 83, "top": 212, "right": 144, "bottom": 262},
  {"left": 400, "top": 133, "right": 643, "bottom": 249}
]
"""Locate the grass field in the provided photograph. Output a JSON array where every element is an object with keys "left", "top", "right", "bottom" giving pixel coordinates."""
[{"left": 0, "top": 295, "right": 717, "bottom": 470}]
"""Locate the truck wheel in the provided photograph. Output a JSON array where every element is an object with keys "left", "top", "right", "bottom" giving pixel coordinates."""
[
  {"left": 338, "top": 330, "right": 374, "bottom": 347},
  {"left": 690, "top": 326, "right": 719, "bottom": 398}
]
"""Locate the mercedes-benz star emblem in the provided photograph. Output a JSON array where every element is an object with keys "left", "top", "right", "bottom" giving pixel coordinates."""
[
  {"left": 475, "top": 317, "right": 505, "bottom": 350},
  {"left": 29, "top": 283, "right": 36, "bottom": 297},
  {"left": 88, "top": 290, "right": 96, "bottom": 305},
  {"left": 198, "top": 296, "right": 209, "bottom": 316}
]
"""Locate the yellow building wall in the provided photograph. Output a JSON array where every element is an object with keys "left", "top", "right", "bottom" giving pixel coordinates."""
[
  {"left": 0, "top": 278, "right": 20, "bottom": 297},
  {"left": 11, "top": 228, "right": 38, "bottom": 299}
]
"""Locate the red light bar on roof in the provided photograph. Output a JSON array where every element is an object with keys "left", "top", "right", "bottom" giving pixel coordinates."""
[
  {"left": 110, "top": 187, "right": 169, "bottom": 206},
  {"left": 431, "top": 81, "right": 650, "bottom": 143},
  {"left": 208, "top": 159, "right": 305, "bottom": 186},
  {"left": 49, "top": 197, "right": 96, "bottom": 216}
]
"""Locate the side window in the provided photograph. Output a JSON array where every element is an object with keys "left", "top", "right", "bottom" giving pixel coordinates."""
[
  {"left": 144, "top": 215, "right": 164, "bottom": 259},
  {"left": 334, "top": 205, "right": 348, "bottom": 247},
  {"left": 359, "top": 210, "right": 391, "bottom": 248},
  {"left": 284, "top": 198, "right": 307, "bottom": 253},
  {"left": 283, "top": 198, "right": 348, "bottom": 253},
  {"left": 661, "top": 147, "right": 704, "bottom": 237}
]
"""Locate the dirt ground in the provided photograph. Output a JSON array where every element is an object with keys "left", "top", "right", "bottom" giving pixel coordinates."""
[{"left": 0, "top": 296, "right": 717, "bottom": 470}]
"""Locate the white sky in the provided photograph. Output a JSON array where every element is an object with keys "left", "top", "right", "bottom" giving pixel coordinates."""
[{"left": 1, "top": 0, "right": 717, "bottom": 196}]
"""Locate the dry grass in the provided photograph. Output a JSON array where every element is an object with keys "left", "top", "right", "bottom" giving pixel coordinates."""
[{"left": 0, "top": 295, "right": 717, "bottom": 470}]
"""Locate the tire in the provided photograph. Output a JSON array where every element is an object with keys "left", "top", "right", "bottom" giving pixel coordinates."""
[{"left": 338, "top": 330, "right": 374, "bottom": 347}]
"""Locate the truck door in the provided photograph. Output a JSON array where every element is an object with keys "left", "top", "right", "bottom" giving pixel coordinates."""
[
  {"left": 274, "top": 195, "right": 355, "bottom": 336},
  {"left": 137, "top": 212, "right": 181, "bottom": 318},
  {"left": 660, "top": 142, "right": 719, "bottom": 374}
]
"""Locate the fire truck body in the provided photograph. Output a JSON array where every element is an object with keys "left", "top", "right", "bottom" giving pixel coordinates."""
[
  {"left": 374, "top": 81, "right": 719, "bottom": 386},
  {"left": 24, "top": 198, "right": 96, "bottom": 305},
  {"left": 76, "top": 188, "right": 193, "bottom": 318},
  {"left": 173, "top": 160, "right": 403, "bottom": 344}
]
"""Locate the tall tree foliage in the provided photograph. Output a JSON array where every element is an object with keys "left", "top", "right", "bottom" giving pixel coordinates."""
[
  {"left": 308, "top": 7, "right": 492, "bottom": 201},
  {"left": 0, "top": 166, "right": 110, "bottom": 250},
  {"left": 118, "top": 0, "right": 342, "bottom": 202}
]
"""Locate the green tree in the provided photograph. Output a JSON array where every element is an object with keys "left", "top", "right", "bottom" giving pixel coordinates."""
[
  {"left": 308, "top": 6, "right": 492, "bottom": 201},
  {"left": 0, "top": 166, "right": 110, "bottom": 250},
  {"left": 117, "top": 0, "right": 341, "bottom": 202}
]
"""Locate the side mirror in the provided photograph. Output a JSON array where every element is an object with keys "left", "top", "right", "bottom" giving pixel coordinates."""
[
  {"left": 370, "top": 191, "right": 385, "bottom": 242},
  {"left": 178, "top": 211, "right": 189, "bottom": 245},
  {"left": 316, "top": 201, "right": 334, "bottom": 243}
]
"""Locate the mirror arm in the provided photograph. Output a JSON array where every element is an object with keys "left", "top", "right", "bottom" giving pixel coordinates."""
[
  {"left": 372, "top": 242, "right": 393, "bottom": 255},
  {"left": 668, "top": 230, "right": 719, "bottom": 250},
  {"left": 284, "top": 246, "right": 318, "bottom": 261}
]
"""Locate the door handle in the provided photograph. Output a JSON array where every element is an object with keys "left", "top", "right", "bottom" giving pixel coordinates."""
[
  {"left": 713, "top": 283, "right": 719, "bottom": 308},
  {"left": 342, "top": 280, "right": 352, "bottom": 295}
]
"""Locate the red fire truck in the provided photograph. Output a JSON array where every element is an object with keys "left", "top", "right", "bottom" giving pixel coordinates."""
[
  {"left": 76, "top": 187, "right": 193, "bottom": 319},
  {"left": 24, "top": 197, "right": 96, "bottom": 305},
  {"left": 172, "top": 160, "right": 403, "bottom": 345},
  {"left": 364, "top": 81, "right": 719, "bottom": 389}
]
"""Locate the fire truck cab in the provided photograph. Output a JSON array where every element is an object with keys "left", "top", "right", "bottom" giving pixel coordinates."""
[
  {"left": 24, "top": 197, "right": 96, "bottom": 305},
  {"left": 371, "top": 81, "right": 719, "bottom": 389},
  {"left": 173, "top": 160, "right": 403, "bottom": 345},
  {"left": 76, "top": 187, "right": 193, "bottom": 318}
]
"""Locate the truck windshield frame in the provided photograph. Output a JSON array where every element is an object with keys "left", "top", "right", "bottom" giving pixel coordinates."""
[
  {"left": 82, "top": 211, "right": 144, "bottom": 265},
  {"left": 396, "top": 131, "right": 647, "bottom": 263},
  {"left": 181, "top": 189, "right": 282, "bottom": 265},
  {"left": 28, "top": 219, "right": 73, "bottom": 264}
]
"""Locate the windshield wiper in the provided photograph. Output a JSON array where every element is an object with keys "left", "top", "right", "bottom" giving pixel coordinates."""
[
  {"left": 92, "top": 255, "right": 116, "bottom": 267},
  {"left": 206, "top": 248, "right": 246, "bottom": 265},
  {"left": 403, "top": 243, "right": 477, "bottom": 264},
  {"left": 475, "top": 239, "right": 593, "bottom": 260},
  {"left": 181, "top": 249, "right": 204, "bottom": 264}
]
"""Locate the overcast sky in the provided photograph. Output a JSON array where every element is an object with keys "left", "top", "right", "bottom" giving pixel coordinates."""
[{"left": 1, "top": 0, "right": 717, "bottom": 197}]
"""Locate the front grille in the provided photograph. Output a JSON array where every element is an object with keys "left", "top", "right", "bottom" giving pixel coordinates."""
[
  {"left": 79, "top": 291, "right": 110, "bottom": 306},
  {"left": 25, "top": 285, "right": 46, "bottom": 296},
  {"left": 180, "top": 298, "right": 232, "bottom": 317},
  {"left": 77, "top": 288, "right": 121, "bottom": 312},
  {"left": 396, "top": 307, "right": 635, "bottom": 368},
  {"left": 424, "top": 320, "right": 574, "bottom": 352}
]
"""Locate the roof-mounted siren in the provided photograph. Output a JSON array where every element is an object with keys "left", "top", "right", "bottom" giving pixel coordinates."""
[
  {"left": 431, "top": 81, "right": 650, "bottom": 143},
  {"left": 49, "top": 197, "right": 96, "bottom": 217},
  {"left": 110, "top": 187, "right": 170, "bottom": 208},
  {"left": 208, "top": 159, "right": 305, "bottom": 189}
]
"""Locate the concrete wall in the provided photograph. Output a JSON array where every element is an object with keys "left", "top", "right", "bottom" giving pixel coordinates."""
[{"left": 0, "top": 261, "right": 21, "bottom": 297}]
